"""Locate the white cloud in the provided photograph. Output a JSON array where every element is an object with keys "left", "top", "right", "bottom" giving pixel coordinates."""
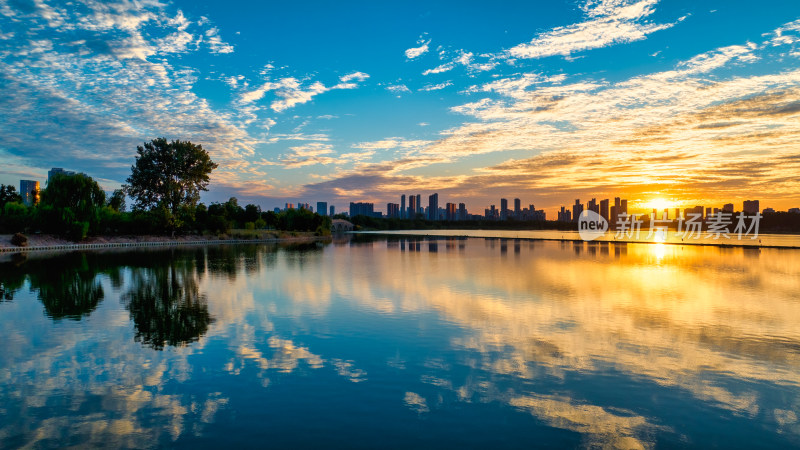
[
  {"left": 507, "top": 0, "right": 675, "bottom": 59},
  {"left": 419, "top": 81, "right": 452, "bottom": 91},
  {"left": 0, "top": 0, "right": 260, "bottom": 192},
  {"left": 339, "top": 71, "right": 370, "bottom": 83},
  {"left": 205, "top": 27, "right": 233, "bottom": 54},
  {"left": 405, "top": 38, "right": 430, "bottom": 60},
  {"left": 422, "top": 50, "right": 497, "bottom": 75},
  {"left": 352, "top": 138, "right": 433, "bottom": 150},
  {"left": 240, "top": 72, "right": 369, "bottom": 112},
  {"left": 422, "top": 63, "right": 454, "bottom": 76},
  {"left": 386, "top": 84, "right": 411, "bottom": 94}
]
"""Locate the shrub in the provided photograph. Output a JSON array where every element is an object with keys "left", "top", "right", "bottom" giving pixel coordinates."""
[
  {"left": 68, "top": 221, "right": 90, "bottom": 241},
  {"left": 11, "top": 232, "right": 28, "bottom": 247}
]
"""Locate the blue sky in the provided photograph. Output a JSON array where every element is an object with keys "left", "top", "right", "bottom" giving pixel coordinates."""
[{"left": 1, "top": 0, "right": 799, "bottom": 215}]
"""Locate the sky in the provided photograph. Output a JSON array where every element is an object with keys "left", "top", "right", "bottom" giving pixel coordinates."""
[{"left": 0, "top": 0, "right": 799, "bottom": 216}]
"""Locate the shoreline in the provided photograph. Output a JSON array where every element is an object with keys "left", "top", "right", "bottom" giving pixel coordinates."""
[
  {"left": 0, "top": 233, "right": 325, "bottom": 253},
  {"left": 356, "top": 230, "right": 800, "bottom": 250}
]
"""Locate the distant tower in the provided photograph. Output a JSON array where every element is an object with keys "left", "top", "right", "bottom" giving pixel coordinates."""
[
  {"left": 317, "top": 201, "right": 328, "bottom": 216},
  {"left": 500, "top": 198, "right": 509, "bottom": 220},
  {"left": 401, "top": 194, "right": 406, "bottom": 219},
  {"left": 600, "top": 199, "right": 609, "bottom": 222},
  {"left": 743, "top": 200, "right": 759, "bottom": 214},
  {"left": 572, "top": 199, "right": 583, "bottom": 223},
  {"left": 428, "top": 193, "right": 439, "bottom": 221},
  {"left": 409, "top": 195, "right": 418, "bottom": 218},
  {"left": 513, "top": 198, "right": 521, "bottom": 219},
  {"left": 416, "top": 195, "right": 421, "bottom": 214},
  {"left": 19, "top": 180, "right": 40, "bottom": 206},
  {"left": 387, "top": 203, "right": 400, "bottom": 218},
  {"left": 330, "top": 205, "right": 335, "bottom": 216},
  {"left": 47, "top": 167, "right": 75, "bottom": 184},
  {"left": 587, "top": 198, "right": 598, "bottom": 215},
  {"left": 445, "top": 203, "right": 456, "bottom": 221}
]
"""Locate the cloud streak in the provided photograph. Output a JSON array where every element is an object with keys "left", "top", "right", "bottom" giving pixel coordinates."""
[{"left": 507, "top": 0, "right": 678, "bottom": 59}]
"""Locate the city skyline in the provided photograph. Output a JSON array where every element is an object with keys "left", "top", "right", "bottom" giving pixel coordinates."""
[
  {"left": 1, "top": 1, "right": 800, "bottom": 214},
  {"left": 10, "top": 167, "right": 797, "bottom": 221}
]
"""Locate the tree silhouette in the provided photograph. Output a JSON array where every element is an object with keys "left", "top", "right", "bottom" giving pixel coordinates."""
[{"left": 125, "top": 138, "right": 218, "bottom": 215}]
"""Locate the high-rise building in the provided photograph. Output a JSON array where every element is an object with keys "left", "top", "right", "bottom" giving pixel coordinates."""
[
  {"left": 19, "top": 180, "right": 39, "bottom": 206},
  {"left": 557, "top": 206, "right": 566, "bottom": 222},
  {"left": 514, "top": 198, "right": 521, "bottom": 219},
  {"left": 600, "top": 199, "right": 609, "bottom": 222},
  {"left": 47, "top": 167, "right": 75, "bottom": 184},
  {"left": 416, "top": 195, "right": 421, "bottom": 214},
  {"left": 486, "top": 205, "right": 498, "bottom": 220},
  {"left": 387, "top": 203, "right": 400, "bottom": 218},
  {"left": 743, "top": 200, "right": 760, "bottom": 214},
  {"left": 317, "top": 201, "right": 328, "bottom": 216},
  {"left": 330, "top": 205, "right": 335, "bottom": 216},
  {"left": 401, "top": 195, "right": 406, "bottom": 219},
  {"left": 500, "top": 198, "right": 509, "bottom": 220},
  {"left": 445, "top": 203, "right": 456, "bottom": 221},
  {"left": 587, "top": 198, "right": 598, "bottom": 215},
  {"left": 428, "top": 193, "right": 439, "bottom": 221},
  {"left": 409, "top": 195, "right": 418, "bottom": 218},
  {"left": 458, "top": 203, "right": 467, "bottom": 221},
  {"left": 572, "top": 199, "right": 583, "bottom": 223},
  {"left": 722, "top": 203, "right": 734, "bottom": 213},
  {"left": 350, "top": 202, "right": 375, "bottom": 217},
  {"left": 285, "top": 203, "right": 295, "bottom": 210},
  {"left": 684, "top": 206, "right": 704, "bottom": 220}
]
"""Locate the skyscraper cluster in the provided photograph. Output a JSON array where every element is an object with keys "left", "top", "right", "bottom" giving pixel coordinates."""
[{"left": 557, "top": 197, "right": 628, "bottom": 225}]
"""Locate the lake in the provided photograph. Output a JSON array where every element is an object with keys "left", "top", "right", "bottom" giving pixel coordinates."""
[{"left": 1, "top": 236, "right": 799, "bottom": 448}]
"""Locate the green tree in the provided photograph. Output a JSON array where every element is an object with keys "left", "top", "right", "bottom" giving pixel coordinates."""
[
  {"left": 107, "top": 189, "right": 126, "bottom": 212},
  {"left": 39, "top": 173, "right": 106, "bottom": 238},
  {"left": 125, "top": 138, "right": 218, "bottom": 215},
  {"left": 0, "top": 184, "right": 22, "bottom": 211}
]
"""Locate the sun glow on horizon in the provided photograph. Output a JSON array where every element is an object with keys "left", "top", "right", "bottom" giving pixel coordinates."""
[{"left": 641, "top": 198, "right": 680, "bottom": 212}]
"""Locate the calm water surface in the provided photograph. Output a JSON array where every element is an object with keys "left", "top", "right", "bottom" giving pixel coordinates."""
[{"left": 1, "top": 236, "right": 799, "bottom": 448}]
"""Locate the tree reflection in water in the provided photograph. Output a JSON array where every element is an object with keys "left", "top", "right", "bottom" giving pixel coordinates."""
[
  {"left": 19, "top": 252, "right": 105, "bottom": 320},
  {"left": 121, "top": 249, "right": 213, "bottom": 350},
  {"left": 0, "top": 242, "right": 329, "bottom": 349},
  {"left": 0, "top": 248, "right": 216, "bottom": 350},
  {"left": 0, "top": 253, "right": 27, "bottom": 302}
]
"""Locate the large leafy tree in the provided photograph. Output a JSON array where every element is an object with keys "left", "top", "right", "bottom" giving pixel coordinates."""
[
  {"left": 40, "top": 173, "right": 106, "bottom": 223},
  {"left": 125, "top": 138, "right": 218, "bottom": 214}
]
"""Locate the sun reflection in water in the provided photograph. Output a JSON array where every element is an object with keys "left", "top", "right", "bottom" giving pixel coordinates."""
[{"left": 652, "top": 242, "right": 667, "bottom": 262}]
